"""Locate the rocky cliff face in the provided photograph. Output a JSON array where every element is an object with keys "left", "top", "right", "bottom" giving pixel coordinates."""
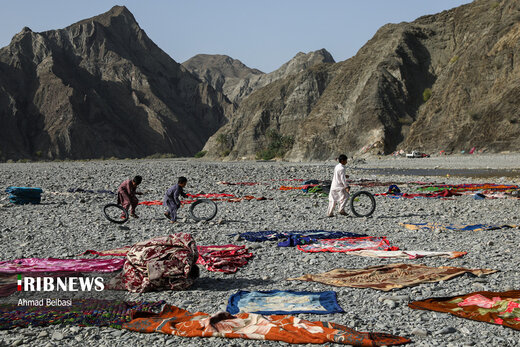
[
  {"left": 0, "top": 6, "right": 232, "bottom": 160},
  {"left": 203, "top": 0, "right": 520, "bottom": 160},
  {"left": 183, "top": 49, "right": 335, "bottom": 104}
]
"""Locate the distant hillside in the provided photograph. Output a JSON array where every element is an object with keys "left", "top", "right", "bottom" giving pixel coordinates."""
[
  {"left": 183, "top": 49, "right": 335, "bottom": 104},
  {"left": 203, "top": 0, "right": 520, "bottom": 160},
  {"left": 0, "top": 6, "right": 232, "bottom": 160}
]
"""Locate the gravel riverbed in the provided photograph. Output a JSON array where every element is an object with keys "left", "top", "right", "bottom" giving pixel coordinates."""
[{"left": 0, "top": 155, "right": 519, "bottom": 347}]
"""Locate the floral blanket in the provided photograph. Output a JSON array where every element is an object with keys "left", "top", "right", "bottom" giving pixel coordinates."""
[
  {"left": 123, "top": 304, "right": 410, "bottom": 345},
  {"left": 409, "top": 290, "right": 520, "bottom": 330},
  {"left": 197, "top": 245, "right": 252, "bottom": 273},
  {"left": 297, "top": 236, "right": 398, "bottom": 253},
  {"left": 122, "top": 233, "right": 199, "bottom": 293},
  {"left": 288, "top": 263, "right": 497, "bottom": 291},
  {"left": 82, "top": 244, "right": 252, "bottom": 274},
  {"left": 226, "top": 290, "right": 343, "bottom": 315}
]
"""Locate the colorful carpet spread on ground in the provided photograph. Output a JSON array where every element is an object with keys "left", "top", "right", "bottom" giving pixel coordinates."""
[
  {"left": 139, "top": 193, "right": 268, "bottom": 206},
  {"left": 346, "top": 250, "right": 467, "bottom": 259},
  {"left": 226, "top": 290, "right": 344, "bottom": 315},
  {"left": 287, "top": 264, "right": 497, "bottom": 291},
  {"left": 81, "top": 245, "right": 252, "bottom": 274},
  {"left": 409, "top": 290, "right": 520, "bottom": 331},
  {"left": 376, "top": 190, "right": 461, "bottom": 199},
  {"left": 236, "top": 230, "right": 366, "bottom": 247},
  {"left": 123, "top": 304, "right": 410, "bottom": 345},
  {"left": 0, "top": 258, "right": 125, "bottom": 273},
  {"left": 197, "top": 245, "right": 253, "bottom": 273},
  {"left": 0, "top": 299, "right": 164, "bottom": 330},
  {"left": 416, "top": 183, "right": 519, "bottom": 192},
  {"left": 297, "top": 236, "right": 398, "bottom": 253},
  {"left": 400, "top": 222, "right": 518, "bottom": 232}
]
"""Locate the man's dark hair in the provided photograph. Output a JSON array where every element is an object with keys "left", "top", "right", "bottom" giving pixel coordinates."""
[
  {"left": 178, "top": 176, "right": 188, "bottom": 184},
  {"left": 338, "top": 154, "right": 348, "bottom": 162},
  {"left": 133, "top": 175, "right": 142, "bottom": 185}
]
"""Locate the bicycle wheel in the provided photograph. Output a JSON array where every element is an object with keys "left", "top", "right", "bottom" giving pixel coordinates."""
[
  {"left": 189, "top": 199, "right": 218, "bottom": 221},
  {"left": 103, "top": 204, "right": 129, "bottom": 224},
  {"left": 350, "top": 191, "right": 376, "bottom": 217}
]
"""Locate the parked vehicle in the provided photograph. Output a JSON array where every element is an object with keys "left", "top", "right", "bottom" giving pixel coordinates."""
[{"left": 406, "top": 151, "right": 430, "bottom": 158}]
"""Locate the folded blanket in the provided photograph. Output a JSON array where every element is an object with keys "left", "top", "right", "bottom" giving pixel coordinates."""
[
  {"left": 5, "top": 187, "right": 43, "bottom": 205},
  {"left": 400, "top": 222, "right": 518, "bottom": 232},
  {"left": 409, "top": 290, "right": 520, "bottom": 331},
  {"left": 197, "top": 245, "right": 253, "bottom": 273},
  {"left": 297, "top": 236, "right": 398, "bottom": 253},
  {"left": 347, "top": 250, "right": 467, "bottom": 259},
  {"left": 0, "top": 258, "right": 125, "bottom": 273},
  {"left": 226, "top": 290, "right": 343, "bottom": 315},
  {"left": 0, "top": 299, "right": 164, "bottom": 330},
  {"left": 288, "top": 263, "right": 497, "bottom": 291},
  {"left": 123, "top": 304, "right": 410, "bottom": 346},
  {"left": 82, "top": 245, "right": 253, "bottom": 274}
]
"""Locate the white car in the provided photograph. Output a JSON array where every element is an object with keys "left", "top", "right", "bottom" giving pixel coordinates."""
[{"left": 406, "top": 151, "right": 429, "bottom": 158}]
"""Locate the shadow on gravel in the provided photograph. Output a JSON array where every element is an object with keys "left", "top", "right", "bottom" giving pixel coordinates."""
[{"left": 194, "top": 277, "right": 274, "bottom": 291}]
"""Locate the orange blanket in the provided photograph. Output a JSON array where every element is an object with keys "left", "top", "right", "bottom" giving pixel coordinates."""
[
  {"left": 409, "top": 290, "right": 520, "bottom": 330},
  {"left": 123, "top": 304, "right": 410, "bottom": 346}
]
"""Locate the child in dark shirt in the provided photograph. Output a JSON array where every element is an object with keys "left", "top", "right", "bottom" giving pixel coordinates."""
[{"left": 164, "top": 176, "right": 188, "bottom": 223}]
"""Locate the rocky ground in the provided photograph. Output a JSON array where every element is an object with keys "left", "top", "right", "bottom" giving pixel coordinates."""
[{"left": 0, "top": 155, "right": 519, "bottom": 346}]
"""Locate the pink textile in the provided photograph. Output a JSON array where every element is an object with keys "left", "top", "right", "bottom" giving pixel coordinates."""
[
  {"left": 196, "top": 245, "right": 253, "bottom": 273},
  {"left": 122, "top": 234, "right": 199, "bottom": 293},
  {"left": 458, "top": 294, "right": 502, "bottom": 308},
  {"left": 0, "top": 258, "right": 125, "bottom": 273}
]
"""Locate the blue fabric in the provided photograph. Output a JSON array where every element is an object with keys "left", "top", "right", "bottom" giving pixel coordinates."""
[
  {"left": 5, "top": 187, "right": 43, "bottom": 205},
  {"left": 226, "top": 290, "right": 344, "bottom": 315},
  {"left": 236, "top": 230, "right": 366, "bottom": 247},
  {"left": 388, "top": 185, "right": 401, "bottom": 194}
]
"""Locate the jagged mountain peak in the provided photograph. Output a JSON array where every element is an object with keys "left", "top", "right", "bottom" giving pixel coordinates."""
[
  {"left": 0, "top": 6, "right": 232, "bottom": 160},
  {"left": 72, "top": 5, "right": 138, "bottom": 29}
]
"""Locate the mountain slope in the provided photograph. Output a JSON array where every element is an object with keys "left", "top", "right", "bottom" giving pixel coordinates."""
[
  {"left": 183, "top": 49, "right": 335, "bottom": 104},
  {"left": 0, "top": 6, "right": 232, "bottom": 160},
  {"left": 203, "top": 0, "right": 520, "bottom": 160}
]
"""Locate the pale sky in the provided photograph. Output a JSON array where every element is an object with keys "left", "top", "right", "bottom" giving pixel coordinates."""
[{"left": 0, "top": 0, "right": 473, "bottom": 73}]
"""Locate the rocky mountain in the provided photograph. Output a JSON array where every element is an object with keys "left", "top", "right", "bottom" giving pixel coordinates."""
[
  {"left": 183, "top": 49, "right": 335, "bottom": 104},
  {"left": 203, "top": 0, "right": 520, "bottom": 160},
  {"left": 0, "top": 6, "right": 232, "bottom": 160}
]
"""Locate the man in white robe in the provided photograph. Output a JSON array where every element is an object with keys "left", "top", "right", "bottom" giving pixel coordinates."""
[{"left": 327, "top": 154, "right": 350, "bottom": 217}]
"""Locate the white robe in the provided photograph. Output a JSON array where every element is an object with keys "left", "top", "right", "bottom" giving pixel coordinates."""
[{"left": 328, "top": 163, "right": 349, "bottom": 215}]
